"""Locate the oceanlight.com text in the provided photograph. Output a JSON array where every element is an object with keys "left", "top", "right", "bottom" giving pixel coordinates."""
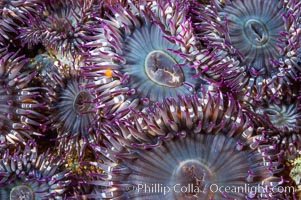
[{"left": 128, "top": 183, "right": 295, "bottom": 196}]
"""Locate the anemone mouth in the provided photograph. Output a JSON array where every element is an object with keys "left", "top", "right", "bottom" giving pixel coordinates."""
[
  {"left": 10, "top": 185, "right": 34, "bottom": 200},
  {"left": 243, "top": 19, "right": 269, "bottom": 47},
  {"left": 223, "top": 0, "right": 284, "bottom": 72},
  {"left": 73, "top": 90, "right": 92, "bottom": 114},
  {"left": 121, "top": 23, "right": 201, "bottom": 102},
  {"left": 261, "top": 103, "right": 299, "bottom": 131},
  {"left": 145, "top": 50, "right": 184, "bottom": 88},
  {"left": 172, "top": 159, "right": 213, "bottom": 198}
]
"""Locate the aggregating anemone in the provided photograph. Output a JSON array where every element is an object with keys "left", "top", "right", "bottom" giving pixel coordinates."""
[
  {"left": 82, "top": 0, "right": 211, "bottom": 120},
  {"left": 0, "top": 0, "right": 300, "bottom": 198},
  {"left": 190, "top": 0, "right": 301, "bottom": 97},
  {"left": 0, "top": 141, "right": 71, "bottom": 199},
  {"left": 248, "top": 81, "right": 301, "bottom": 158},
  {"left": 0, "top": 0, "right": 43, "bottom": 43},
  {"left": 18, "top": 0, "right": 101, "bottom": 55},
  {"left": 28, "top": 52, "right": 98, "bottom": 155},
  {"left": 83, "top": 94, "right": 286, "bottom": 199}
]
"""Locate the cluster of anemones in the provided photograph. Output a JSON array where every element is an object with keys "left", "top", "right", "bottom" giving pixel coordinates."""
[{"left": 0, "top": 0, "right": 301, "bottom": 199}]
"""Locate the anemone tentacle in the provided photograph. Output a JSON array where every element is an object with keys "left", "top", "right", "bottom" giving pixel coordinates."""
[{"left": 0, "top": 47, "right": 48, "bottom": 149}]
